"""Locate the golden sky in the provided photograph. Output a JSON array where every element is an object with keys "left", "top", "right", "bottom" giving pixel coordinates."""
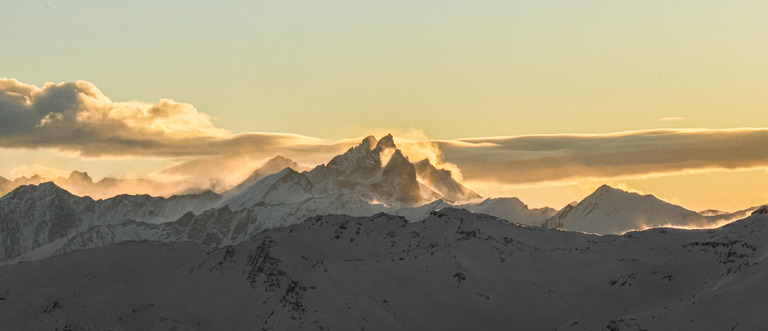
[{"left": 1, "top": 1, "right": 767, "bottom": 212}]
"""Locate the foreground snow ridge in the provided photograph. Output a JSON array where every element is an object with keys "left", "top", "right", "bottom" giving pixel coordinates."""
[{"left": 2, "top": 208, "right": 768, "bottom": 330}]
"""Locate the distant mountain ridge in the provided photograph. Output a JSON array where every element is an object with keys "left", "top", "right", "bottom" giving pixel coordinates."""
[
  {"left": 0, "top": 182, "right": 221, "bottom": 261},
  {"left": 542, "top": 185, "right": 758, "bottom": 234},
  {"left": 0, "top": 174, "right": 46, "bottom": 197},
  {"left": 0, "top": 171, "right": 207, "bottom": 200}
]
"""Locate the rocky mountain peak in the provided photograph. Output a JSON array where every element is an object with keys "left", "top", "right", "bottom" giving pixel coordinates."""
[
  {"left": 414, "top": 159, "right": 450, "bottom": 178},
  {"left": 582, "top": 185, "right": 647, "bottom": 203},
  {"left": 266, "top": 155, "right": 296, "bottom": 166},
  {"left": 413, "top": 158, "right": 480, "bottom": 203},
  {"left": 371, "top": 149, "right": 422, "bottom": 205},
  {"left": 593, "top": 184, "right": 620, "bottom": 195},
  {"left": 229, "top": 134, "right": 470, "bottom": 207},
  {"left": 256, "top": 155, "right": 300, "bottom": 175},
  {"left": 383, "top": 149, "right": 409, "bottom": 169},
  {"left": 373, "top": 133, "right": 396, "bottom": 151},
  {"left": 542, "top": 184, "right": 718, "bottom": 234},
  {"left": 360, "top": 135, "right": 378, "bottom": 151}
]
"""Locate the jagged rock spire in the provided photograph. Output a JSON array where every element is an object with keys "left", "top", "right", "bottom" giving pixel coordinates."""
[{"left": 374, "top": 133, "right": 396, "bottom": 150}]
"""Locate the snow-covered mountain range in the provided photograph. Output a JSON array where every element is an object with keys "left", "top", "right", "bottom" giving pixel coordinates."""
[
  {"left": 2, "top": 207, "right": 768, "bottom": 330},
  {"left": 0, "top": 135, "right": 558, "bottom": 264},
  {"left": 2, "top": 134, "right": 764, "bottom": 264},
  {"left": 2, "top": 184, "right": 557, "bottom": 265}
]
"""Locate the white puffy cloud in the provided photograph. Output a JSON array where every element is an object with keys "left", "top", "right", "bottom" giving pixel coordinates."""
[{"left": 0, "top": 78, "right": 229, "bottom": 156}]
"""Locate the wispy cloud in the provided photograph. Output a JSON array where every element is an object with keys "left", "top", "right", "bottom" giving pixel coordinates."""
[{"left": 659, "top": 117, "right": 685, "bottom": 121}]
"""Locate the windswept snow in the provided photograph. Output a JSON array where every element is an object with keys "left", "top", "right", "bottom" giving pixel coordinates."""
[{"left": 542, "top": 185, "right": 757, "bottom": 234}]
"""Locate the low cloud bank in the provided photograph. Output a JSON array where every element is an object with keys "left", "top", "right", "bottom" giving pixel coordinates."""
[{"left": 437, "top": 129, "right": 768, "bottom": 184}]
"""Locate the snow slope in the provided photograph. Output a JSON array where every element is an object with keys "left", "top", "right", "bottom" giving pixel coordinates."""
[
  {"left": 222, "top": 168, "right": 317, "bottom": 211},
  {"left": 1, "top": 208, "right": 768, "bottom": 330},
  {"left": 223, "top": 155, "right": 301, "bottom": 198},
  {"left": 542, "top": 185, "right": 748, "bottom": 234}
]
